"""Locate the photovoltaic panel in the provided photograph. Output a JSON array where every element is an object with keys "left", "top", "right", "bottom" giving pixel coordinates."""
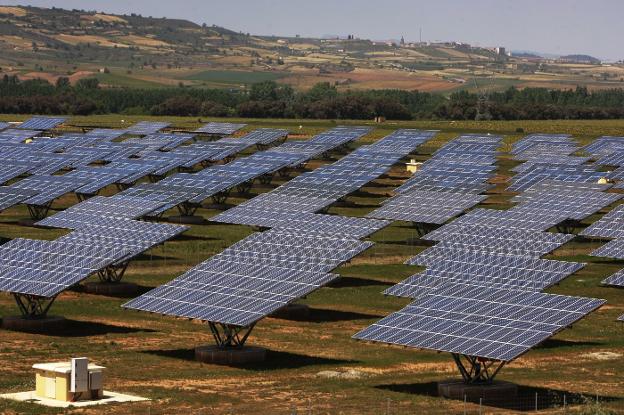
[
  {"left": 0, "top": 164, "right": 31, "bottom": 184},
  {"left": 125, "top": 121, "right": 171, "bottom": 136},
  {"left": 0, "top": 186, "right": 38, "bottom": 211},
  {"left": 195, "top": 122, "right": 247, "bottom": 135},
  {"left": 211, "top": 207, "right": 390, "bottom": 238},
  {"left": 367, "top": 191, "right": 487, "bottom": 224},
  {"left": 123, "top": 260, "right": 339, "bottom": 327},
  {"left": 602, "top": 269, "right": 624, "bottom": 287},
  {"left": 0, "top": 238, "right": 130, "bottom": 297},
  {"left": 451, "top": 208, "right": 568, "bottom": 231},
  {"left": 215, "top": 230, "right": 373, "bottom": 273},
  {"left": 16, "top": 117, "right": 66, "bottom": 130},
  {"left": 0, "top": 129, "right": 41, "bottom": 143},
  {"left": 37, "top": 196, "right": 166, "bottom": 227},
  {"left": 416, "top": 233, "right": 572, "bottom": 258},
  {"left": 239, "top": 128, "right": 288, "bottom": 145},
  {"left": 584, "top": 136, "right": 624, "bottom": 157},
  {"left": 580, "top": 205, "right": 624, "bottom": 238},
  {"left": 353, "top": 282, "right": 604, "bottom": 362},
  {"left": 588, "top": 239, "right": 624, "bottom": 259},
  {"left": 11, "top": 175, "right": 90, "bottom": 206}
]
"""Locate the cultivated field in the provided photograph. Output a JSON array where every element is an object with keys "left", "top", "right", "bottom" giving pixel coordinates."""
[{"left": 0, "top": 116, "right": 623, "bottom": 414}]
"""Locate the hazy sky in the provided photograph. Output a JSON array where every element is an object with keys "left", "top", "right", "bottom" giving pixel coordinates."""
[{"left": 6, "top": 0, "right": 624, "bottom": 60}]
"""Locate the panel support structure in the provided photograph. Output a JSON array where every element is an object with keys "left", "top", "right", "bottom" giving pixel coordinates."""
[
  {"left": 12, "top": 293, "right": 57, "bottom": 318},
  {"left": 208, "top": 322, "right": 256, "bottom": 349},
  {"left": 452, "top": 353, "right": 506, "bottom": 384},
  {"left": 26, "top": 203, "right": 53, "bottom": 221},
  {"left": 177, "top": 202, "right": 198, "bottom": 217},
  {"left": 97, "top": 262, "right": 130, "bottom": 283}
]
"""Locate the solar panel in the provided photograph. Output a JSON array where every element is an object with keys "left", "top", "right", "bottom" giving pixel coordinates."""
[
  {"left": 0, "top": 129, "right": 41, "bottom": 143},
  {"left": 0, "top": 164, "right": 31, "bottom": 184},
  {"left": 510, "top": 191, "right": 622, "bottom": 220},
  {"left": 212, "top": 207, "right": 390, "bottom": 238},
  {"left": 38, "top": 196, "right": 166, "bottom": 227},
  {"left": 123, "top": 260, "right": 339, "bottom": 326},
  {"left": 11, "top": 175, "right": 90, "bottom": 206},
  {"left": 405, "top": 247, "right": 584, "bottom": 279},
  {"left": 0, "top": 186, "right": 39, "bottom": 211},
  {"left": 57, "top": 220, "right": 188, "bottom": 262},
  {"left": 367, "top": 191, "right": 487, "bottom": 224},
  {"left": 195, "top": 122, "right": 247, "bottom": 135},
  {"left": 16, "top": 117, "right": 66, "bottom": 131},
  {"left": 353, "top": 282, "right": 604, "bottom": 362},
  {"left": 451, "top": 208, "right": 568, "bottom": 231},
  {"left": 125, "top": 121, "right": 171, "bottom": 136},
  {"left": 580, "top": 205, "right": 624, "bottom": 238},
  {"left": 215, "top": 230, "right": 373, "bottom": 273},
  {"left": 0, "top": 238, "right": 130, "bottom": 297},
  {"left": 419, "top": 234, "right": 572, "bottom": 258},
  {"left": 239, "top": 128, "right": 288, "bottom": 145}
]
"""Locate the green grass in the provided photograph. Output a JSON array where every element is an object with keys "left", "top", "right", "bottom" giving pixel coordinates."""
[
  {"left": 181, "top": 69, "right": 285, "bottom": 85},
  {"left": 95, "top": 72, "right": 172, "bottom": 89},
  {"left": 0, "top": 116, "right": 623, "bottom": 414}
]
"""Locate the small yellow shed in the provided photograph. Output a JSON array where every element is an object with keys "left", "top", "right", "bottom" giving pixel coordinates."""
[{"left": 33, "top": 359, "right": 105, "bottom": 402}]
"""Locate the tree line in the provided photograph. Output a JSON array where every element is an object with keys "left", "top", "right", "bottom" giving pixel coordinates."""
[{"left": 2, "top": 74, "right": 624, "bottom": 120}]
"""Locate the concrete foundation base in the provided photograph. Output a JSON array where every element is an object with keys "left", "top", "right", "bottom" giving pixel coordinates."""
[
  {"left": 1, "top": 315, "right": 66, "bottom": 332},
  {"left": 195, "top": 346, "right": 266, "bottom": 364},
  {"left": 270, "top": 303, "right": 310, "bottom": 319},
  {"left": 167, "top": 215, "right": 207, "bottom": 225},
  {"left": 437, "top": 379, "right": 518, "bottom": 403},
  {"left": 0, "top": 390, "right": 149, "bottom": 408},
  {"left": 82, "top": 282, "right": 138, "bottom": 296}
]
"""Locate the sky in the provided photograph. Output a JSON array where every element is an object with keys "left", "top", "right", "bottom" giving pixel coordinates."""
[{"left": 6, "top": 0, "right": 624, "bottom": 60}]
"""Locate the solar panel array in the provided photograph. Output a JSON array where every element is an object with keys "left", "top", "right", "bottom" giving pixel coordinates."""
[
  {"left": 506, "top": 134, "right": 612, "bottom": 192},
  {"left": 125, "top": 128, "right": 429, "bottom": 329},
  {"left": 215, "top": 129, "right": 436, "bottom": 219},
  {"left": 0, "top": 124, "right": 379, "bottom": 313},
  {"left": 354, "top": 132, "right": 606, "bottom": 363},
  {"left": 366, "top": 134, "right": 499, "bottom": 225},
  {"left": 585, "top": 136, "right": 624, "bottom": 158}
]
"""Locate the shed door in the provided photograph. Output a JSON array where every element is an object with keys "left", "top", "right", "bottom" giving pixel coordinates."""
[{"left": 45, "top": 375, "right": 56, "bottom": 399}]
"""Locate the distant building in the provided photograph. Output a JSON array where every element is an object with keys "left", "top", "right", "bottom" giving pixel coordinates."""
[{"left": 496, "top": 46, "right": 506, "bottom": 56}]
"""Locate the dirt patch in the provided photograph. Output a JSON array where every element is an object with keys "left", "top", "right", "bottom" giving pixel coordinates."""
[
  {"left": 581, "top": 351, "right": 622, "bottom": 361},
  {"left": 0, "top": 6, "right": 26, "bottom": 16},
  {"left": 317, "top": 369, "right": 367, "bottom": 379}
]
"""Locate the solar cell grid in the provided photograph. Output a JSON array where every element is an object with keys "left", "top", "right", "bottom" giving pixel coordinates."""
[
  {"left": 602, "top": 269, "right": 624, "bottom": 287},
  {"left": 125, "top": 121, "right": 171, "bottom": 136},
  {"left": 0, "top": 238, "right": 130, "bottom": 297},
  {"left": 16, "top": 117, "right": 66, "bottom": 131},
  {"left": 580, "top": 205, "right": 624, "bottom": 238},
  {"left": 195, "top": 122, "right": 247, "bottom": 135},
  {"left": 354, "top": 282, "right": 604, "bottom": 362},
  {"left": 123, "top": 260, "right": 340, "bottom": 326}
]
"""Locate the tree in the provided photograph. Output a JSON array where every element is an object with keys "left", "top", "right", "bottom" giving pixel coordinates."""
[
  {"left": 75, "top": 77, "right": 100, "bottom": 90},
  {"left": 56, "top": 77, "right": 70, "bottom": 89},
  {"left": 306, "top": 82, "right": 338, "bottom": 101}
]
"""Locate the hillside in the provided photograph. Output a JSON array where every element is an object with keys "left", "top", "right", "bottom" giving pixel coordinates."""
[{"left": 0, "top": 5, "right": 623, "bottom": 92}]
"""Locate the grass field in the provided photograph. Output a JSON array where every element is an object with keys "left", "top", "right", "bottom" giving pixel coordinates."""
[
  {"left": 181, "top": 70, "right": 286, "bottom": 87},
  {"left": 0, "top": 116, "right": 623, "bottom": 414}
]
